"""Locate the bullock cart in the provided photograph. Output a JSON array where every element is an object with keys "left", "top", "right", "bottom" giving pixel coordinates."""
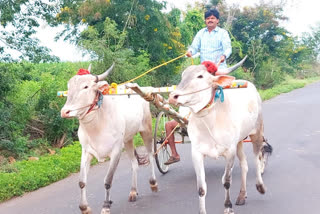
[
  {"left": 58, "top": 80, "right": 252, "bottom": 174},
  {"left": 122, "top": 80, "right": 250, "bottom": 174},
  {"left": 124, "top": 83, "right": 189, "bottom": 174}
]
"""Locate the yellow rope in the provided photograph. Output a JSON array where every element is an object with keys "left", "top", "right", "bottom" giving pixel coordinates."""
[{"left": 118, "top": 52, "right": 187, "bottom": 86}]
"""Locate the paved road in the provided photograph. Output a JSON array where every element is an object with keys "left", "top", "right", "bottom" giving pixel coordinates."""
[{"left": 1, "top": 81, "right": 320, "bottom": 214}]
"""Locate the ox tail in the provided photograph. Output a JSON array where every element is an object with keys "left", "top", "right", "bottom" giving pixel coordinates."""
[
  {"left": 262, "top": 137, "right": 273, "bottom": 156},
  {"left": 218, "top": 55, "right": 248, "bottom": 74}
]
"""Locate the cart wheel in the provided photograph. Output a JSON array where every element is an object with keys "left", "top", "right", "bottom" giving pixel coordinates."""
[{"left": 154, "top": 111, "right": 171, "bottom": 174}]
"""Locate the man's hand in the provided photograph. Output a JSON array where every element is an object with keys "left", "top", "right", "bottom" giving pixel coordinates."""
[
  {"left": 186, "top": 51, "right": 192, "bottom": 57},
  {"left": 220, "top": 55, "right": 226, "bottom": 63}
]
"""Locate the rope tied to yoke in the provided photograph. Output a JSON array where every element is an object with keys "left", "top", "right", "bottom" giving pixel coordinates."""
[{"left": 142, "top": 92, "right": 155, "bottom": 102}]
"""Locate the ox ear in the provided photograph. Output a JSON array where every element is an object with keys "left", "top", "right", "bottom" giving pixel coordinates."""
[
  {"left": 97, "top": 81, "right": 109, "bottom": 94},
  {"left": 214, "top": 75, "right": 235, "bottom": 88}
]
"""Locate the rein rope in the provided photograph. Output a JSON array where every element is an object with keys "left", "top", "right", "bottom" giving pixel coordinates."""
[
  {"left": 175, "top": 85, "right": 224, "bottom": 102},
  {"left": 68, "top": 91, "right": 103, "bottom": 114},
  {"left": 177, "top": 86, "right": 212, "bottom": 96},
  {"left": 118, "top": 52, "right": 189, "bottom": 86},
  {"left": 175, "top": 85, "right": 225, "bottom": 113}
]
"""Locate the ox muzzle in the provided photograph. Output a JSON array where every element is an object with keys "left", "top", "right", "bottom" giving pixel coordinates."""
[{"left": 61, "top": 108, "right": 71, "bottom": 118}]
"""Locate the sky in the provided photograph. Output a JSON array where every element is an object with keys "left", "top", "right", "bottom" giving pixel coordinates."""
[{"left": 36, "top": 0, "right": 320, "bottom": 62}]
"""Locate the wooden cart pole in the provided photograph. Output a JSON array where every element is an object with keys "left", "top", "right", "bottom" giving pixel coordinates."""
[{"left": 125, "top": 83, "right": 188, "bottom": 127}]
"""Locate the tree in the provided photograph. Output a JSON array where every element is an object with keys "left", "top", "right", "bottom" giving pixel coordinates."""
[
  {"left": 178, "top": 8, "right": 205, "bottom": 47},
  {"left": 0, "top": 0, "right": 59, "bottom": 62},
  {"left": 302, "top": 23, "right": 320, "bottom": 61},
  {"left": 53, "top": 0, "right": 185, "bottom": 86},
  {"left": 230, "top": 2, "right": 289, "bottom": 68}
]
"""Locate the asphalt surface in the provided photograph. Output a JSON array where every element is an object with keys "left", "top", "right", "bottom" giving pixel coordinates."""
[{"left": 1, "top": 81, "right": 320, "bottom": 214}]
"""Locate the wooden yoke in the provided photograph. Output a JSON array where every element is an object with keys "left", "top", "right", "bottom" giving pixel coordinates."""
[{"left": 125, "top": 83, "right": 188, "bottom": 127}]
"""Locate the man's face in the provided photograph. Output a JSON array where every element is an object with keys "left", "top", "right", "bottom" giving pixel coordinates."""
[{"left": 205, "top": 15, "right": 219, "bottom": 29}]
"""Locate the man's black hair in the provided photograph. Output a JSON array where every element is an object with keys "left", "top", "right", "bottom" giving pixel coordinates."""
[{"left": 205, "top": 9, "right": 219, "bottom": 19}]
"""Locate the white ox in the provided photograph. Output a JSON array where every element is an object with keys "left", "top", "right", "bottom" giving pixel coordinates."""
[
  {"left": 61, "top": 64, "right": 158, "bottom": 214},
  {"left": 169, "top": 60, "right": 272, "bottom": 214}
]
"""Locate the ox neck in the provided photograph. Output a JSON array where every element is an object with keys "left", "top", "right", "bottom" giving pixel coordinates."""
[
  {"left": 85, "top": 91, "right": 103, "bottom": 115},
  {"left": 200, "top": 88, "right": 216, "bottom": 111},
  {"left": 79, "top": 91, "right": 105, "bottom": 124},
  {"left": 194, "top": 86, "right": 224, "bottom": 117}
]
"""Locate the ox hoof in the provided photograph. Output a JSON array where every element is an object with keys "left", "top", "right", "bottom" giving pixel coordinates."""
[
  {"left": 80, "top": 206, "right": 92, "bottom": 214},
  {"left": 101, "top": 207, "right": 111, "bottom": 214},
  {"left": 256, "top": 184, "right": 266, "bottom": 194},
  {"left": 150, "top": 183, "right": 158, "bottom": 192},
  {"left": 235, "top": 191, "right": 247, "bottom": 206},
  {"left": 128, "top": 191, "right": 138, "bottom": 202},
  {"left": 224, "top": 208, "right": 235, "bottom": 214},
  {"left": 235, "top": 197, "right": 246, "bottom": 206},
  {"left": 149, "top": 179, "right": 158, "bottom": 192}
]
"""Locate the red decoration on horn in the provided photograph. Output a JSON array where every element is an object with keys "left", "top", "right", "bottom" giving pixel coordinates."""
[
  {"left": 201, "top": 61, "right": 218, "bottom": 75},
  {"left": 77, "top": 68, "right": 90, "bottom": 75}
]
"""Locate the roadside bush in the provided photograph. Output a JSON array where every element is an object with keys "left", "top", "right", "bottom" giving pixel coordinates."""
[
  {"left": 254, "top": 58, "right": 284, "bottom": 89},
  {"left": 230, "top": 67, "right": 255, "bottom": 82},
  {"left": 0, "top": 142, "right": 82, "bottom": 202},
  {"left": 0, "top": 62, "right": 89, "bottom": 160}
]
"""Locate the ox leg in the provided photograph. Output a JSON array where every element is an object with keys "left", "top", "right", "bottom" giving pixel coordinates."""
[
  {"left": 79, "top": 149, "right": 93, "bottom": 214},
  {"left": 260, "top": 137, "right": 272, "bottom": 175},
  {"left": 124, "top": 140, "right": 139, "bottom": 202},
  {"left": 250, "top": 134, "right": 266, "bottom": 194},
  {"left": 222, "top": 152, "right": 235, "bottom": 214},
  {"left": 191, "top": 147, "right": 207, "bottom": 214},
  {"left": 235, "top": 141, "right": 248, "bottom": 206},
  {"left": 101, "top": 146, "right": 122, "bottom": 214},
  {"left": 140, "top": 130, "right": 158, "bottom": 192}
]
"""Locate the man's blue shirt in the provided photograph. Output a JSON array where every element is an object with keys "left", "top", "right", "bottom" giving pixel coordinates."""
[{"left": 188, "top": 26, "right": 232, "bottom": 69}]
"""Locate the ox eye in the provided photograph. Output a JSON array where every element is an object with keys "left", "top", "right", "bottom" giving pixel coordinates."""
[
  {"left": 197, "top": 75, "right": 203, "bottom": 78},
  {"left": 84, "top": 86, "right": 88, "bottom": 89}
]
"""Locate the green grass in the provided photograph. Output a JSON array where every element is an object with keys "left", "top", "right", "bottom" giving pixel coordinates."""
[
  {"left": 0, "top": 142, "right": 83, "bottom": 202},
  {"left": 259, "top": 76, "right": 320, "bottom": 101},
  {"left": 1, "top": 76, "right": 320, "bottom": 203}
]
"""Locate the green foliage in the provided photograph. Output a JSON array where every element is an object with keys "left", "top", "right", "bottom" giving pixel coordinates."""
[
  {"left": 54, "top": 0, "right": 186, "bottom": 86},
  {"left": 78, "top": 17, "right": 153, "bottom": 86},
  {"left": 254, "top": 58, "right": 284, "bottom": 89},
  {"left": 300, "top": 23, "right": 320, "bottom": 62},
  {"left": 0, "top": 63, "right": 36, "bottom": 158},
  {"left": 0, "top": 142, "right": 83, "bottom": 202},
  {"left": 0, "top": 61, "right": 89, "bottom": 159},
  {"left": 178, "top": 9, "right": 205, "bottom": 47},
  {"left": 230, "top": 67, "right": 254, "bottom": 83},
  {"left": 259, "top": 76, "right": 320, "bottom": 101},
  {"left": 0, "top": 0, "right": 59, "bottom": 62}
]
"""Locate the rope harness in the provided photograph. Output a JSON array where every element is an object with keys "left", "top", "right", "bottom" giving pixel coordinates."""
[{"left": 67, "top": 91, "right": 104, "bottom": 115}]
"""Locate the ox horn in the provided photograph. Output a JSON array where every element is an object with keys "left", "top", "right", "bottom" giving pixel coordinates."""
[
  {"left": 88, "top": 64, "right": 92, "bottom": 72},
  {"left": 96, "top": 62, "right": 115, "bottom": 82},
  {"left": 217, "top": 55, "right": 247, "bottom": 74}
]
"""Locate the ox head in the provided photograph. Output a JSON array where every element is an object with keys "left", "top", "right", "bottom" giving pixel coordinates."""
[
  {"left": 168, "top": 57, "right": 247, "bottom": 113},
  {"left": 60, "top": 63, "right": 115, "bottom": 119}
]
